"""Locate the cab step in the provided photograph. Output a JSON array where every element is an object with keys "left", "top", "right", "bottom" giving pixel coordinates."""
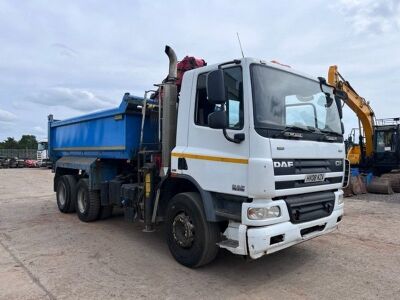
[{"left": 218, "top": 239, "right": 239, "bottom": 248}]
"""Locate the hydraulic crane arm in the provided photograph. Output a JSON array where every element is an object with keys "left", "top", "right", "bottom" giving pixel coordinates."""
[{"left": 328, "top": 65, "right": 375, "bottom": 158}]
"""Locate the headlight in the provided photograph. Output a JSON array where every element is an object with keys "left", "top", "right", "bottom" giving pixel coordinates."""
[
  {"left": 337, "top": 194, "right": 344, "bottom": 206},
  {"left": 247, "top": 206, "right": 281, "bottom": 220}
]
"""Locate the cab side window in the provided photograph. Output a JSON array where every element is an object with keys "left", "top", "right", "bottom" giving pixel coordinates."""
[
  {"left": 194, "top": 73, "right": 214, "bottom": 126},
  {"left": 194, "top": 67, "right": 243, "bottom": 129}
]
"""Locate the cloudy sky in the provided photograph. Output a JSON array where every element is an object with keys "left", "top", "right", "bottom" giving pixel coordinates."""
[{"left": 0, "top": 0, "right": 400, "bottom": 141}]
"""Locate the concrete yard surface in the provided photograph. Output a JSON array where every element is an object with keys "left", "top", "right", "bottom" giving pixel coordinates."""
[{"left": 0, "top": 168, "right": 400, "bottom": 299}]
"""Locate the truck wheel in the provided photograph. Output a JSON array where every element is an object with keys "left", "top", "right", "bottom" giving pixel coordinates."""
[
  {"left": 166, "top": 192, "right": 220, "bottom": 268},
  {"left": 99, "top": 205, "right": 114, "bottom": 220},
  {"left": 76, "top": 179, "right": 100, "bottom": 222},
  {"left": 56, "top": 175, "right": 77, "bottom": 213}
]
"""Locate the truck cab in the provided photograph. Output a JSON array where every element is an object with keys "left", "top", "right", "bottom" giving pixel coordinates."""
[
  {"left": 49, "top": 48, "right": 347, "bottom": 267},
  {"left": 170, "top": 58, "right": 346, "bottom": 259},
  {"left": 37, "top": 140, "right": 51, "bottom": 168}
]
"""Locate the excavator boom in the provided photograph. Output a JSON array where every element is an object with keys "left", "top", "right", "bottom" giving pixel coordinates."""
[
  {"left": 328, "top": 65, "right": 375, "bottom": 159},
  {"left": 329, "top": 65, "right": 400, "bottom": 194}
]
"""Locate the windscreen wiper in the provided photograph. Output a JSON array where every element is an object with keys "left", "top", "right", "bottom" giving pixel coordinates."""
[
  {"left": 317, "top": 128, "right": 342, "bottom": 141},
  {"left": 274, "top": 125, "right": 315, "bottom": 138},
  {"left": 319, "top": 128, "right": 342, "bottom": 136}
]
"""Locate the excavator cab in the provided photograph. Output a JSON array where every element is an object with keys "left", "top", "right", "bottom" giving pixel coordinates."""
[
  {"left": 329, "top": 65, "right": 400, "bottom": 194},
  {"left": 373, "top": 118, "right": 400, "bottom": 174},
  {"left": 345, "top": 128, "right": 363, "bottom": 166}
]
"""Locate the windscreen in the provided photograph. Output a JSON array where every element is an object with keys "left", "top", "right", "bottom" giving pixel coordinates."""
[
  {"left": 38, "top": 142, "right": 48, "bottom": 151},
  {"left": 251, "top": 64, "right": 342, "bottom": 135}
]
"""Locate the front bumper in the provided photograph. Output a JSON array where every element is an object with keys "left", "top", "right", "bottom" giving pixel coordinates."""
[
  {"left": 219, "top": 201, "right": 343, "bottom": 259},
  {"left": 247, "top": 207, "right": 343, "bottom": 258}
]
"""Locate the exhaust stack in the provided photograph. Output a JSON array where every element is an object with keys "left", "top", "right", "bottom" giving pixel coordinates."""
[
  {"left": 165, "top": 45, "right": 177, "bottom": 80},
  {"left": 161, "top": 45, "right": 178, "bottom": 175}
]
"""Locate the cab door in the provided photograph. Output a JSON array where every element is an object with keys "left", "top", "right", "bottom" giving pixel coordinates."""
[{"left": 181, "top": 66, "right": 249, "bottom": 196}]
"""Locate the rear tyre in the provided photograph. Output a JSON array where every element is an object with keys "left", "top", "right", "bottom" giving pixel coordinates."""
[
  {"left": 166, "top": 192, "right": 221, "bottom": 268},
  {"left": 56, "top": 175, "right": 77, "bottom": 213},
  {"left": 76, "top": 179, "right": 100, "bottom": 222},
  {"left": 99, "top": 205, "right": 114, "bottom": 220}
]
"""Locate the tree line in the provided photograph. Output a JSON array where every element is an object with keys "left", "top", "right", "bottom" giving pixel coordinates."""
[{"left": 0, "top": 135, "right": 38, "bottom": 149}]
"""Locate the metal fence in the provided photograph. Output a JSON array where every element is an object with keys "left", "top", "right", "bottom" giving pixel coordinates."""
[{"left": 0, "top": 149, "right": 37, "bottom": 159}]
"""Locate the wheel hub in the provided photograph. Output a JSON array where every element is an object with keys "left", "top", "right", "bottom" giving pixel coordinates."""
[
  {"left": 57, "top": 182, "right": 66, "bottom": 206},
  {"left": 172, "top": 212, "right": 194, "bottom": 248},
  {"left": 77, "top": 189, "right": 87, "bottom": 214}
]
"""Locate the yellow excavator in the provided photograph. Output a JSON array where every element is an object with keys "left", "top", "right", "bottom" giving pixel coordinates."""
[{"left": 328, "top": 65, "right": 400, "bottom": 176}]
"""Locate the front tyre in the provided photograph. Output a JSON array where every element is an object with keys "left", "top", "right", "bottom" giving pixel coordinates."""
[
  {"left": 76, "top": 179, "right": 100, "bottom": 222},
  {"left": 166, "top": 192, "right": 221, "bottom": 268}
]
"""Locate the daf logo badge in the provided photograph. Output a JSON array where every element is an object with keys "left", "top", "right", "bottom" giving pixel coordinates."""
[{"left": 274, "top": 161, "right": 294, "bottom": 168}]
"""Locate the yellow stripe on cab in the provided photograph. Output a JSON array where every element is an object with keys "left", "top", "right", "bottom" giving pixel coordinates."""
[{"left": 171, "top": 152, "right": 248, "bottom": 164}]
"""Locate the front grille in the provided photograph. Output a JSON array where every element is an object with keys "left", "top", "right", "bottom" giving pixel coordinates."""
[
  {"left": 273, "top": 158, "right": 344, "bottom": 190},
  {"left": 284, "top": 191, "right": 335, "bottom": 224},
  {"left": 273, "top": 159, "right": 344, "bottom": 176}
]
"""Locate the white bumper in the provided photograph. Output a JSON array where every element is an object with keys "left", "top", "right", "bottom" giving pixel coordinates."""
[
  {"left": 246, "top": 207, "right": 343, "bottom": 258},
  {"left": 219, "top": 192, "right": 344, "bottom": 259}
]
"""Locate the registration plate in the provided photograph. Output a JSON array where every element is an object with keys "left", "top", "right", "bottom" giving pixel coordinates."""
[{"left": 304, "top": 173, "right": 325, "bottom": 183}]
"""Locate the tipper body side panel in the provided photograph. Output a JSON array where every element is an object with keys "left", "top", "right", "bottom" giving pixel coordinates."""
[{"left": 49, "top": 96, "right": 158, "bottom": 161}]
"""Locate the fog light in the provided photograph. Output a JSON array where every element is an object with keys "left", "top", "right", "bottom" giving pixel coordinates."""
[
  {"left": 247, "top": 206, "right": 281, "bottom": 220},
  {"left": 337, "top": 194, "right": 344, "bottom": 206}
]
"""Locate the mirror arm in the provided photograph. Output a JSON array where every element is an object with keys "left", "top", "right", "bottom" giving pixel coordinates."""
[
  {"left": 317, "top": 77, "right": 327, "bottom": 92},
  {"left": 223, "top": 129, "right": 244, "bottom": 144}
]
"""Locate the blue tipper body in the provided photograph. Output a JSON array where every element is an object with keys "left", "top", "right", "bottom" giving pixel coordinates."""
[
  {"left": 48, "top": 94, "right": 159, "bottom": 161},
  {"left": 48, "top": 93, "right": 159, "bottom": 190}
]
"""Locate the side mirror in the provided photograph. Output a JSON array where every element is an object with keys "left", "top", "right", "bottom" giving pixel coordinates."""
[
  {"left": 334, "top": 89, "right": 346, "bottom": 119},
  {"left": 325, "top": 93, "right": 334, "bottom": 107},
  {"left": 335, "top": 95, "right": 343, "bottom": 119},
  {"left": 208, "top": 110, "right": 227, "bottom": 129},
  {"left": 318, "top": 77, "right": 327, "bottom": 85},
  {"left": 341, "top": 121, "right": 345, "bottom": 134},
  {"left": 206, "top": 69, "right": 227, "bottom": 104}
]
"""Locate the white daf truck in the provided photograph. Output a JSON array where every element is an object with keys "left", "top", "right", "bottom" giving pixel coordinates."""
[
  {"left": 50, "top": 46, "right": 348, "bottom": 267},
  {"left": 37, "top": 139, "right": 52, "bottom": 168}
]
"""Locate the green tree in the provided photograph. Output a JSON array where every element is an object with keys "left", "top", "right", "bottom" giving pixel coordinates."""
[
  {"left": 0, "top": 137, "right": 19, "bottom": 149},
  {"left": 18, "top": 135, "right": 38, "bottom": 149}
]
